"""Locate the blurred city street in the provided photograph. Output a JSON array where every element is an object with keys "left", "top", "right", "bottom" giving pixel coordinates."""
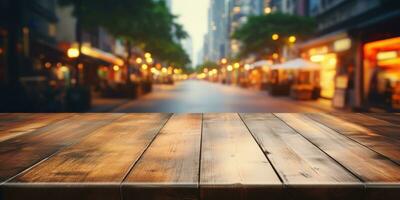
[{"left": 110, "top": 80, "right": 332, "bottom": 113}]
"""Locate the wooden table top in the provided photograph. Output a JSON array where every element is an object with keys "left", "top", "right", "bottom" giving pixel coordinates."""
[{"left": 0, "top": 113, "right": 400, "bottom": 200}]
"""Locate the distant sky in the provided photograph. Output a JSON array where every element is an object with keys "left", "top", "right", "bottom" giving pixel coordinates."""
[{"left": 172, "top": 0, "right": 210, "bottom": 67}]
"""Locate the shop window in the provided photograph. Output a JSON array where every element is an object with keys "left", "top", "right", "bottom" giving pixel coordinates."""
[{"left": 364, "top": 37, "right": 400, "bottom": 109}]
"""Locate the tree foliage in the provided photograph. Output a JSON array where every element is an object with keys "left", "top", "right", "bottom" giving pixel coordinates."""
[
  {"left": 232, "top": 13, "right": 316, "bottom": 58},
  {"left": 58, "top": 0, "right": 190, "bottom": 66}
]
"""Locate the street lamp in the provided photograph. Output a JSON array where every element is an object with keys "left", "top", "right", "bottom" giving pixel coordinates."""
[
  {"left": 264, "top": 7, "right": 272, "bottom": 14},
  {"left": 234, "top": 63, "right": 240, "bottom": 69},
  {"left": 144, "top": 52, "right": 152, "bottom": 59},
  {"left": 227, "top": 65, "right": 233, "bottom": 72},
  {"left": 136, "top": 58, "right": 143, "bottom": 64},
  {"left": 288, "top": 36, "right": 297, "bottom": 44},
  {"left": 272, "top": 34, "right": 279, "bottom": 41},
  {"left": 221, "top": 58, "right": 228, "bottom": 64},
  {"left": 146, "top": 57, "right": 153, "bottom": 64}
]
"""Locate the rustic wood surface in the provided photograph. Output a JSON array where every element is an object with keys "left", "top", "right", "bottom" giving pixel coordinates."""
[
  {"left": 123, "top": 113, "right": 202, "bottom": 200},
  {"left": 0, "top": 113, "right": 399, "bottom": 200}
]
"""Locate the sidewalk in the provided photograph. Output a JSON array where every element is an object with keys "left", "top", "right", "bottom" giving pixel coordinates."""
[{"left": 89, "top": 93, "right": 130, "bottom": 113}]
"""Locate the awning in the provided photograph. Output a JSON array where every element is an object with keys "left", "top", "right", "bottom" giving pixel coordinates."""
[
  {"left": 81, "top": 46, "right": 125, "bottom": 66},
  {"left": 271, "top": 58, "right": 320, "bottom": 70},
  {"left": 61, "top": 42, "right": 125, "bottom": 66},
  {"left": 249, "top": 60, "right": 272, "bottom": 69},
  {"left": 297, "top": 31, "right": 348, "bottom": 50}
]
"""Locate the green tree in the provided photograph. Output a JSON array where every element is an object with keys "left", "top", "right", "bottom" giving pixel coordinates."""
[
  {"left": 232, "top": 13, "right": 316, "bottom": 58},
  {"left": 58, "top": 0, "right": 190, "bottom": 81}
]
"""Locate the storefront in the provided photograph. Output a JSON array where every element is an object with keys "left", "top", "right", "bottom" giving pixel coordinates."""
[
  {"left": 247, "top": 60, "right": 272, "bottom": 90},
  {"left": 363, "top": 37, "right": 400, "bottom": 110},
  {"left": 299, "top": 32, "right": 354, "bottom": 107}
]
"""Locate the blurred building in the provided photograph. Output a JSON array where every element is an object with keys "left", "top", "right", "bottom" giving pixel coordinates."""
[
  {"left": 55, "top": 2, "right": 125, "bottom": 88},
  {"left": 0, "top": 0, "right": 64, "bottom": 84},
  {"left": 203, "top": 0, "right": 271, "bottom": 63},
  {"left": 270, "top": 0, "right": 309, "bottom": 16},
  {"left": 298, "top": 0, "right": 400, "bottom": 110},
  {"left": 203, "top": 0, "right": 230, "bottom": 62},
  {"left": 228, "top": 0, "right": 267, "bottom": 58},
  {"left": 0, "top": 0, "right": 126, "bottom": 111}
]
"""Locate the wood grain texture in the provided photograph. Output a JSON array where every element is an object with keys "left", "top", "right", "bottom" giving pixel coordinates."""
[
  {"left": 240, "top": 113, "right": 359, "bottom": 184},
  {"left": 12, "top": 113, "right": 171, "bottom": 183},
  {"left": 123, "top": 113, "right": 202, "bottom": 200},
  {"left": 306, "top": 113, "right": 400, "bottom": 164},
  {"left": 331, "top": 113, "right": 400, "bottom": 142},
  {"left": 0, "top": 114, "right": 122, "bottom": 182},
  {"left": 0, "top": 113, "right": 74, "bottom": 142},
  {"left": 0, "top": 113, "right": 399, "bottom": 200},
  {"left": 364, "top": 113, "right": 400, "bottom": 126},
  {"left": 201, "top": 113, "right": 281, "bottom": 200},
  {"left": 276, "top": 113, "right": 400, "bottom": 183}
]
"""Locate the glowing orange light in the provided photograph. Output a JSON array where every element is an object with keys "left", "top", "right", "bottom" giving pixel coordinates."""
[{"left": 221, "top": 58, "right": 228, "bottom": 64}]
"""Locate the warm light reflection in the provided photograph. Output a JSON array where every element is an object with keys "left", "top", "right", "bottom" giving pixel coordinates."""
[
  {"left": 310, "top": 54, "right": 325, "bottom": 62},
  {"left": 67, "top": 48, "right": 80, "bottom": 58}
]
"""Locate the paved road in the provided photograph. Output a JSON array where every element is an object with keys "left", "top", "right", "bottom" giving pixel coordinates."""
[{"left": 113, "top": 80, "right": 333, "bottom": 113}]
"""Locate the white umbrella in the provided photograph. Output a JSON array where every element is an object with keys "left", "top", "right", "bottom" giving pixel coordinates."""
[
  {"left": 271, "top": 58, "right": 320, "bottom": 70},
  {"left": 249, "top": 60, "right": 271, "bottom": 69}
]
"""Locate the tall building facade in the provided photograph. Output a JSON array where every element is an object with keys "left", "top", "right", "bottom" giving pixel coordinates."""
[
  {"left": 0, "top": 0, "right": 60, "bottom": 84},
  {"left": 228, "top": 0, "right": 266, "bottom": 58},
  {"left": 270, "top": 0, "right": 309, "bottom": 16},
  {"left": 202, "top": 0, "right": 269, "bottom": 63},
  {"left": 203, "top": 0, "right": 230, "bottom": 62}
]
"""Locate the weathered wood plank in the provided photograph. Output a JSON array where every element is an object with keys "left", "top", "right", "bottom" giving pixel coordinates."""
[
  {"left": 276, "top": 113, "right": 400, "bottom": 183},
  {"left": 0, "top": 114, "right": 122, "bottom": 182},
  {"left": 11, "top": 113, "right": 171, "bottom": 183},
  {"left": 306, "top": 113, "right": 400, "bottom": 165},
  {"left": 0, "top": 113, "right": 75, "bottom": 142},
  {"left": 365, "top": 113, "right": 400, "bottom": 125},
  {"left": 2, "top": 114, "right": 171, "bottom": 200},
  {"left": 241, "top": 113, "right": 362, "bottom": 200},
  {"left": 240, "top": 113, "right": 359, "bottom": 183},
  {"left": 331, "top": 113, "right": 400, "bottom": 142},
  {"left": 201, "top": 113, "right": 281, "bottom": 200},
  {"left": 123, "top": 113, "right": 202, "bottom": 200}
]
